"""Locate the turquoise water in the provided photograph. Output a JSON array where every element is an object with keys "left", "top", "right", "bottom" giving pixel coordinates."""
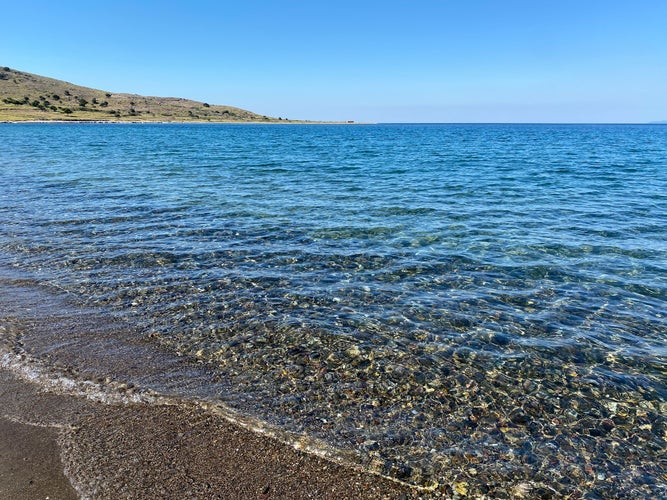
[{"left": 1, "top": 123, "right": 666, "bottom": 496}]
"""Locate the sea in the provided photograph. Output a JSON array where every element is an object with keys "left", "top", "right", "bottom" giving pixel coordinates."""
[{"left": 1, "top": 123, "right": 665, "bottom": 497}]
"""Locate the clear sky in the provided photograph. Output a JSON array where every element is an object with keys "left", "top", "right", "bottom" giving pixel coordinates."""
[{"left": 2, "top": 1, "right": 666, "bottom": 123}]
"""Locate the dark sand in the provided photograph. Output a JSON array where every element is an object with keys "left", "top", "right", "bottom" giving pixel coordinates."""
[
  {"left": 0, "top": 278, "right": 429, "bottom": 499},
  {"left": 0, "top": 417, "right": 78, "bottom": 500},
  {"left": 0, "top": 367, "right": 423, "bottom": 499}
]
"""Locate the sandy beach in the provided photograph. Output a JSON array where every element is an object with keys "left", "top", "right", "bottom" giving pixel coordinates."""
[
  {"left": 0, "top": 278, "right": 420, "bottom": 499},
  {"left": 0, "top": 365, "right": 420, "bottom": 499}
]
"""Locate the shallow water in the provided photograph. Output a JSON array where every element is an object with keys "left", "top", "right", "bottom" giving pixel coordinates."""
[{"left": 1, "top": 123, "right": 666, "bottom": 496}]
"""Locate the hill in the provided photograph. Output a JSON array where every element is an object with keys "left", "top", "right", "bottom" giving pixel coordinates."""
[{"left": 0, "top": 66, "right": 291, "bottom": 123}]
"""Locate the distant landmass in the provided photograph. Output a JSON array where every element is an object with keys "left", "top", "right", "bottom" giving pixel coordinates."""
[
  {"left": 0, "top": 66, "right": 293, "bottom": 123},
  {"left": 649, "top": 121, "right": 667, "bottom": 124}
]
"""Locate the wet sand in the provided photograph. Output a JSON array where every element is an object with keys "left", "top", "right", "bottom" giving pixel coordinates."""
[
  {"left": 0, "top": 416, "right": 77, "bottom": 500},
  {"left": 0, "top": 278, "right": 423, "bottom": 499},
  {"left": 0, "top": 367, "right": 419, "bottom": 499}
]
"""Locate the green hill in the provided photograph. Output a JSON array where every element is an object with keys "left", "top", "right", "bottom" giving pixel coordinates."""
[{"left": 0, "top": 66, "right": 290, "bottom": 122}]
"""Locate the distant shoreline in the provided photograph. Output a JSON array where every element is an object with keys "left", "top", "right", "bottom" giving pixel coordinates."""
[
  {"left": 2, "top": 67, "right": 361, "bottom": 124},
  {"left": 0, "top": 120, "right": 660, "bottom": 125},
  {"left": 0, "top": 119, "right": 367, "bottom": 125}
]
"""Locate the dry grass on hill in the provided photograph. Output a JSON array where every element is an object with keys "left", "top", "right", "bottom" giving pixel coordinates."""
[{"left": 0, "top": 66, "right": 292, "bottom": 123}]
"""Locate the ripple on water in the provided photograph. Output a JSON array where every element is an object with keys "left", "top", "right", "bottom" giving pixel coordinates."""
[{"left": 1, "top": 123, "right": 666, "bottom": 496}]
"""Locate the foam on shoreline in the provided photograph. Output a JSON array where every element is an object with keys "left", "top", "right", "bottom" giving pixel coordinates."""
[{"left": 0, "top": 346, "right": 418, "bottom": 499}]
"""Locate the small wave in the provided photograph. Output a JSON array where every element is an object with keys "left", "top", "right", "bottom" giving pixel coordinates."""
[{"left": 0, "top": 349, "right": 159, "bottom": 406}]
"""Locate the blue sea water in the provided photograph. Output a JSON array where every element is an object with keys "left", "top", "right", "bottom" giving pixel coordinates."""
[{"left": 1, "top": 123, "right": 666, "bottom": 496}]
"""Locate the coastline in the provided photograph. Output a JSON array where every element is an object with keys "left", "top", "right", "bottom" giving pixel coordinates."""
[
  {"left": 0, "top": 276, "right": 418, "bottom": 499},
  {"left": 0, "top": 365, "right": 416, "bottom": 499},
  {"left": 0, "top": 118, "right": 367, "bottom": 125},
  {"left": 2, "top": 123, "right": 665, "bottom": 499}
]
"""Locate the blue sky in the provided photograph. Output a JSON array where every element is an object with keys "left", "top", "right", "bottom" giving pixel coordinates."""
[{"left": 3, "top": 1, "right": 666, "bottom": 122}]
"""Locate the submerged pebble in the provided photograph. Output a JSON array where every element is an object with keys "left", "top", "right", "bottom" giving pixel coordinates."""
[{"left": 1, "top": 123, "right": 666, "bottom": 497}]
